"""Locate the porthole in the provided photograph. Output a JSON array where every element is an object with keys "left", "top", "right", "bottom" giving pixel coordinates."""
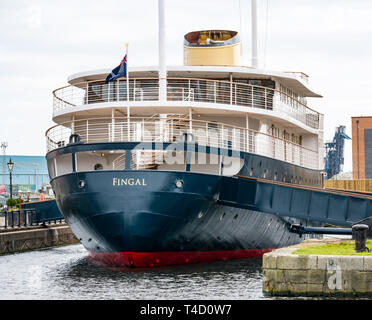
[
  {"left": 175, "top": 180, "right": 184, "bottom": 188},
  {"left": 78, "top": 180, "right": 86, "bottom": 188},
  {"left": 94, "top": 163, "right": 103, "bottom": 171}
]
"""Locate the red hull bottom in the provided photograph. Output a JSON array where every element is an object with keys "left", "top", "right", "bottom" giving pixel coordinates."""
[{"left": 88, "top": 249, "right": 274, "bottom": 268}]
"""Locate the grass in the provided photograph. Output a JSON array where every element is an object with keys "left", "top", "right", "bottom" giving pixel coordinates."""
[{"left": 293, "top": 240, "right": 372, "bottom": 256}]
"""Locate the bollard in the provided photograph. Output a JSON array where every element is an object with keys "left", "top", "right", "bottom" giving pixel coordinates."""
[{"left": 352, "top": 224, "right": 369, "bottom": 253}]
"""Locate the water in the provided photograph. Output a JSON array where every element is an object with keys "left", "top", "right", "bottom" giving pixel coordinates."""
[{"left": 0, "top": 244, "right": 271, "bottom": 300}]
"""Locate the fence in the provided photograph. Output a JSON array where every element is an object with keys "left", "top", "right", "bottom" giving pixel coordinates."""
[
  {"left": 324, "top": 179, "right": 372, "bottom": 193},
  {"left": 0, "top": 200, "right": 65, "bottom": 229},
  {"left": 0, "top": 209, "right": 36, "bottom": 229}
]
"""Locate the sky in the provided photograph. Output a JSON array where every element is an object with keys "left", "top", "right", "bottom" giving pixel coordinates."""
[{"left": 1, "top": 0, "right": 372, "bottom": 173}]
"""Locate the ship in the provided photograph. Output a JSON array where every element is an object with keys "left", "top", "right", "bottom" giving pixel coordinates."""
[{"left": 45, "top": 1, "right": 325, "bottom": 267}]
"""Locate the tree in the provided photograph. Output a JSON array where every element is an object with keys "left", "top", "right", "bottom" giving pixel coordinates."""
[{"left": 6, "top": 198, "right": 18, "bottom": 208}]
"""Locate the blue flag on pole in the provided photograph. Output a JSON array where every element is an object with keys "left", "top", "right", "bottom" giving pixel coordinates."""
[{"left": 105, "top": 54, "right": 127, "bottom": 84}]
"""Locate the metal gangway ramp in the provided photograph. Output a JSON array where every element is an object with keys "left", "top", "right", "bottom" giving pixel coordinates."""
[{"left": 217, "top": 176, "right": 372, "bottom": 227}]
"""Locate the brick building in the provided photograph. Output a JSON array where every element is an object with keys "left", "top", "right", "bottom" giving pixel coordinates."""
[{"left": 352, "top": 116, "right": 372, "bottom": 179}]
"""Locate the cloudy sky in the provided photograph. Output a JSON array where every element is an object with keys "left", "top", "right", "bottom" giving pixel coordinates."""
[{"left": 1, "top": 0, "right": 371, "bottom": 172}]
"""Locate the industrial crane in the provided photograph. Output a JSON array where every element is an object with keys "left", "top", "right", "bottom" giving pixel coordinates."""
[{"left": 324, "top": 126, "right": 351, "bottom": 180}]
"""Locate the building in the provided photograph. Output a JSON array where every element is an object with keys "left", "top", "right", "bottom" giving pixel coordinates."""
[
  {"left": 0, "top": 155, "right": 49, "bottom": 197},
  {"left": 352, "top": 116, "right": 372, "bottom": 180}
]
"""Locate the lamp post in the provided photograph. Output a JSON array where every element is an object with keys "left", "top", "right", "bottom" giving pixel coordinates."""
[{"left": 7, "top": 158, "right": 14, "bottom": 199}]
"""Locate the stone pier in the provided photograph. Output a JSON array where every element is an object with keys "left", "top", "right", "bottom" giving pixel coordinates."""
[
  {"left": 0, "top": 225, "right": 79, "bottom": 255},
  {"left": 262, "top": 239, "right": 372, "bottom": 297}
]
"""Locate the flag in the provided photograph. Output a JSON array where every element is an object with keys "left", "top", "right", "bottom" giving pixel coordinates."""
[{"left": 105, "top": 54, "right": 127, "bottom": 84}]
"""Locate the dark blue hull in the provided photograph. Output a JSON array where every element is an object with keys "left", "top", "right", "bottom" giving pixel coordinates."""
[{"left": 51, "top": 170, "right": 312, "bottom": 267}]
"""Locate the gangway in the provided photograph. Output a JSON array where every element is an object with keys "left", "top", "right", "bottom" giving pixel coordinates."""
[{"left": 217, "top": 175, "right": 372, "bottom": 228}]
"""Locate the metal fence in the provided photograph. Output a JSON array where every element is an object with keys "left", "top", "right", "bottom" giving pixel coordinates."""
[{"left": 0, "top": 209, "right": 64, "bottom": 229}]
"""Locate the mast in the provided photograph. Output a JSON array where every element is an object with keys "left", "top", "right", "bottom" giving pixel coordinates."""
[
  {"left": 158, "top": 0, "right": 167, "bottom": 102},
  {"left": 251, "top": 0, "right": 258, "bottom": 68}
]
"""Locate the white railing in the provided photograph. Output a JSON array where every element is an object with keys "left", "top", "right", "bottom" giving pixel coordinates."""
[
  {"left": 53, "top": 77, "right": 320, "bottom": 130},
  {"left": 46, "top": 116, "right": 319, "bottom": 170}
]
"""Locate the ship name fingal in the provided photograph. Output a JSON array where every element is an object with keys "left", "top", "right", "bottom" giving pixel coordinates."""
[{"left": 113, "top": 178, "right": 147, "bottom": 186}]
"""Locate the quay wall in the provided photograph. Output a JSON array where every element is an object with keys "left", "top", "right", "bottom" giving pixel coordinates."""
[
  {"left": 262, "top": 240, "right": 372, "bottom": 297},
  {"left": 0, "top": 225, "right": 79, "bottom": 255}
]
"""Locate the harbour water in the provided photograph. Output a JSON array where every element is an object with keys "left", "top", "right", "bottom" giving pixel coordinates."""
[{"left": 0, "top": 244, "right": 269, "bottom": 300}]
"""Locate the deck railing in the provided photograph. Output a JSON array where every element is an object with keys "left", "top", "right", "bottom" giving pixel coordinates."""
[
  {"left": 53, "top": 78, "right": 320, "bottom": 130},
  {"left": 46, "top": 116, "right": 319, "bottom": 170}
]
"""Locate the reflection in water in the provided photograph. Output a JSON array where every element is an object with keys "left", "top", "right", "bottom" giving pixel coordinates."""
[{"left": 0, "top": 244, "right": 268, "bottom": 300}]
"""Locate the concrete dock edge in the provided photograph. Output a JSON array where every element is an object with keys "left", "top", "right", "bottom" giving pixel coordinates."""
[
  {"left": 262, "top": 239, "right": 372, "bottom": 297},
  {"left": 0, "top": 225, "right": 79, "bottom": 255}
]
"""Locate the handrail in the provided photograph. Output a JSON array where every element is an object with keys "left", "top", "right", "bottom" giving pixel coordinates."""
[
  {"left": 55, "top": 77, "right": 319, "bottom": 114},
  {"left": 45, "top": 116, "right": 320, "bottom": 170},
  {"left": 52, "top": 77, "right": 321, "bottom": 130},
  {"left": 46, "top": 116, "right": 316, "bottom": 153}
]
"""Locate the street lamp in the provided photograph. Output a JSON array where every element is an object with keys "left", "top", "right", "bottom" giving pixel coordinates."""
[{"left": 7, "top": 158, "right": 14, "bottom": 199}]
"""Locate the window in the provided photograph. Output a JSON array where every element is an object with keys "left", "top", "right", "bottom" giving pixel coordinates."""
[
  {"left": 76, "top": 150, "right": 126, "bottom": 172},
  {"left": 55, "top": 154, "right": 73, "bottom": 176},
  {"left": 47, "top": 158, "right": 56, "bottom": 180}
]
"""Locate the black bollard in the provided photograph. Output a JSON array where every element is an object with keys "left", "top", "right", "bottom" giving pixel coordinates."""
[{"left": 352, "top": 224, "right": 369, "bottom": 253}]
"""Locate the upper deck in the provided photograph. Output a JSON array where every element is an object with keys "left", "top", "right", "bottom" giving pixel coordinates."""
[{"left": 53, "top": 66, "right": 323, "bottom": 134}]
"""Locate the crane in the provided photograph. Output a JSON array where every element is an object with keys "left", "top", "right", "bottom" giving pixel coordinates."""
[{"left": 324, "top": 126, "right": 351, "bottom": 180}]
